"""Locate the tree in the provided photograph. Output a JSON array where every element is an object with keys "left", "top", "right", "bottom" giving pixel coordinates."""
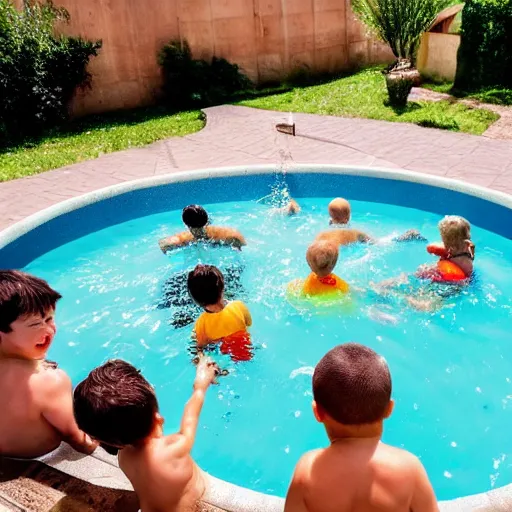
[{"left": 351, "top": 0, "right": 452, "bottom": 66}]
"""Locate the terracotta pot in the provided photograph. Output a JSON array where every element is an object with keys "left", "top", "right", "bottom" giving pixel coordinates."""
[{"left": 384, "top": 68, "right": 420, "bottom": 107}]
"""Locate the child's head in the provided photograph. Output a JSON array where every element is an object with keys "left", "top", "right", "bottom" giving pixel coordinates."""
[
  {"left": 188, "top": 264, "right": 225, "bottom": 308},
  {"left": 0, "top": 270, "right": 61, "bottom": 359},
  {"left": 438, "top": 216, "right": 472, "bottom": 253},
  {"left": 182, "top": 205, "right": 209, "bottom": 232},
  {"left": 313, "top": 343, "right": 392, "bottom": 427},
  {"left": 74, "top": 360, "right": 160, "bottom": 451},
  {"left": 306, "top": 240, "right": 339, "bottom": 277},
  {"left": 328, "top": 198, "right": 351, "bottom": 225}
]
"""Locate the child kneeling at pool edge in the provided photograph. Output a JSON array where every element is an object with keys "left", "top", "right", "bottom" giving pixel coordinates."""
[
  {"left": 285, "top": 343, "right": 438, "bottom": 512},
  {"left": 188, "top": 264, "right": 253, "bottom": 362},
  {"left": 74, "top": 356, "right": 218, "bottom": 512}
]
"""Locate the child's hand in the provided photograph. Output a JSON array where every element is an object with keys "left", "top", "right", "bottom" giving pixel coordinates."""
[{"left": 194, "top": 356, "right": 220, "bottom": 390}]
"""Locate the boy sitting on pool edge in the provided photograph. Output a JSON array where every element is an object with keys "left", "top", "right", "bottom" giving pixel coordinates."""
[
  {"left": 285, "top": 343, "right": 438, "bottom": 512},
  {"left": 0, "top": 270, "right": 97, "bottom": 458},
  {"left": 159, "top": 205, "right": 246, "bottom": 253},
  {"left": 188, "top": 264, "right": 253, "bottom": 362},
  {"left": 73, "top": 356, "right": 218, "bottom": 512}
]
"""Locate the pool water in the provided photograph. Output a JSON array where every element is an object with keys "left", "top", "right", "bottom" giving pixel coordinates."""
[{"left": 24, "top": 197, "right": 512, "bottom": 500}]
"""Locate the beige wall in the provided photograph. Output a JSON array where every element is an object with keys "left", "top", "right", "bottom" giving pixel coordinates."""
[
  {"left": 15, "top": 0, "right": 393, "bottom": 115},
  {"left": 417, "top": 32, "right": 460, "bottom": 82}
]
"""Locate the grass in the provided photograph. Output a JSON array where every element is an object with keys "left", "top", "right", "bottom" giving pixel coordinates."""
[
  {"left": 239, "top": 68, "right": 498, "bottom": 135},
  {"left": 422, "top": 81, "right": 512, "bottom": 106},
  {"left": 0, "top": 106, "right": 204, "bottom": 182}
]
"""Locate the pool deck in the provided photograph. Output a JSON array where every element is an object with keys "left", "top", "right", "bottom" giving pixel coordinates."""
[
  {"left": 1, "top": 106, "right": 512, "bottom": 511},
  {"left": 1, "top": 105, "right": 512, "bottom": 231}
]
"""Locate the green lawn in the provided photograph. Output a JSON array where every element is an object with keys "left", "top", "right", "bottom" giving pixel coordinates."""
[
  {"left": 0, "top": 107, "right": 204, "bottom": 182},
  {"left": 240, "top": 68, "right": 498, "bottom": 135},
  {"left": 0, "top": 67, "right": 501, "bottom": 182},
  {"left": 422, "top": 81, "right": 512, "bottom": 106}
]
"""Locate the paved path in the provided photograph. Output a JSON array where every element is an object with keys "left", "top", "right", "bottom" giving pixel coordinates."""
[{"left": 1, "top": 105, "right": 512, "bottom": 230}]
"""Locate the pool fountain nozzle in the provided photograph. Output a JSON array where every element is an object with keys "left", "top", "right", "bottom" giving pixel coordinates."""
[{"left": 276, "top": 122, "right": 296, "bottom": 136}]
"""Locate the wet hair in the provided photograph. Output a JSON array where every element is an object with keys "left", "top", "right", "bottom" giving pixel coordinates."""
[
  {"left": 313, "top": 343, "right": 392, "bottom": 425},
  {"left": 306, "top": 240, "right": 339, "bottom": 277},
  {"left": 74, "top": 360, "right": 158, "bottom": 449},
  {"left": 328, "top": 198, "right": 351, "bottom": 224},
  {"left": 438, "top": 216, "right": 471, "bottom": 250},
  {"left": 0, "top": 270, "right": 62, "bottom": 333},
  {"left": 182, "top": 205, "right": 209, "bottom": 229},
  {"left": 187, "top": 264, "right": 225, "bottom": 307}
]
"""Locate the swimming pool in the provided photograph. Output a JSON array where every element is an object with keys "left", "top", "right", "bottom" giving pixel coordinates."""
[{"left": 1, "top": 165, "right": 511, "bottom": 505}]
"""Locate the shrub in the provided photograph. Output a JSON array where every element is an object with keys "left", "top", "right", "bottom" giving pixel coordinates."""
[
  {"left": 454, "top": 0, "right": 512, "bottom": 90},
  {"left": 0, "top": 0, "right": 101, "bottom": 146},
  {"left": 158, "top": 40, "right": 252, "bottom": 109},
  {"left": 351, "top": 0, "right": 451, "bottom": 65}
]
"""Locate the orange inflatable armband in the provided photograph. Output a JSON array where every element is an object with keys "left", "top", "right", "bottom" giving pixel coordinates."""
[{"left": 427, "top": 243, "right": 449, "bottom": 258}]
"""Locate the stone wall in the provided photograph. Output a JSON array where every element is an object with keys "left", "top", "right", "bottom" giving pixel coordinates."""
[{"left": 15, "top": 0, "right": 393, "bottom": 116}]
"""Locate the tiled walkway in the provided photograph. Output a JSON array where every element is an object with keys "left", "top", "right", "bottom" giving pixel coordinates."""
[{"left": 1, "top": 105, "right": 512, "bottom": 230}]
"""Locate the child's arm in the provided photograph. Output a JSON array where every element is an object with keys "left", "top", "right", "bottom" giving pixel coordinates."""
[
  {"left": 410, "top": 457, "right": 439, "bottom": 512},
  {"left": 284, "top": 457, "right": 309, "bottom": 512},
  {"left": 171, "top": 356, "right": 217, "bottom": 455},
  {"left": 158, "top": 232, "right": 190, "bottom": 253},
  {"left": 40, "top": 370, "right": 98, "bottom": 454}
]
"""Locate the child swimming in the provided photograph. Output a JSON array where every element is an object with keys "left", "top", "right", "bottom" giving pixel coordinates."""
[
  {"left": 188, "top": 264, "right": 253, "bottom": 362},
  {"left": 74, "top": 356, "right": 218, "bottom": 512},
  {"left": 418, "top": 215, "right": 474, "bottom": 283},
  {"left": 302, "top": 240, "right": 350, "bottom": 296},
  {"left": 285, "top": 343, "right": 438, "bottom": 512},
  {"left": 317, "top": 197, "right": 425, "bottom": 246},
  {"left": 159, "top": 205, "right": 246, "bottom": 253},
  {"left": 0, "top": 270, "right": 97, "bottom": 458}
]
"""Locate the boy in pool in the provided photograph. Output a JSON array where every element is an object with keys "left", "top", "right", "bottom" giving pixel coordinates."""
[
  {"left": 285, "top": 343, "right": 438, "bottom": 512},
  {"left": 302, "top": 240, "right": 350, "bottom": 296},
  {"left": 0, "top": 270, "right": 97, "bottom": 458},
  {"left": 74, "top": 356, "right": 218, "bottom": 512},
  {"left": 316, "top": 197, "right": 424, "bottom": 246},
  {"left": 188, "top": 264, "right": 253, "bottom": 362},
  {"left": 159, "top": 205, "right": 246, "bottom": 253}
]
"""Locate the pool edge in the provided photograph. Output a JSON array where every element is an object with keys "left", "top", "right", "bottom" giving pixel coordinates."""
[{"left": 1, "top": 163, "right": 511, "bottom": 251}]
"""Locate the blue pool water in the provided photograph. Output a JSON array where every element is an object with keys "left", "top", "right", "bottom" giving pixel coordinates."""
[{"left": 23, "top": 196, "right": 512, "bottom": 500}]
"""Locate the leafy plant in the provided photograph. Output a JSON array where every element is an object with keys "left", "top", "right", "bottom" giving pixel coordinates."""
[
  {"left": 351, "top": 0, "right": 452, "bottom": 64},
  {"left": 0, "top": 0, "right": 101, "bottom": 146},
  {"left": 455, "top": 0, "right": 512, "bottom": 90},
  {"left": 158, "top": 40, "right": 252, "bottom": 109}
]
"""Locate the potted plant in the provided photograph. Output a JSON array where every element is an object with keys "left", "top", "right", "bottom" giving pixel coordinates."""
[{"left": 351, "top": 0, "right": 451, "bottom": 107}]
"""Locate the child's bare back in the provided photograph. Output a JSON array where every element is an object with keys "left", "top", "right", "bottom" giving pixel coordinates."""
[
  {"left": 120, "top": 434, "right": 205, "bottom": 512},
  {"left": 0, "top": 359, "right": 64, "bottom": 457},
  {"left": 287, "top": 441, "right": 435, "bottom": 512}
]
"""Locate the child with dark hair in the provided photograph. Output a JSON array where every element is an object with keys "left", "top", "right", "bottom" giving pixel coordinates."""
[
  {"left": 188, "top": 264, "right": 253, "bottom": 362},
  {"left": 74, "top": 356, "right": 218, "bottom": 512},
  {"left": 158, "top": 204, "right": 246, "bottom": 253},
  {"left": 285, "top": 343, "right": 438, "bottom": 512},
  {"left": 0, "top": 270, "right": 97, "bottom": 458}
]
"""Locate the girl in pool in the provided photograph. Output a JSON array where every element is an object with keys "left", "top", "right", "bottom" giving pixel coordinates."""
[{"left": 373, "top": 215, "right": 475, "bottom": 311}]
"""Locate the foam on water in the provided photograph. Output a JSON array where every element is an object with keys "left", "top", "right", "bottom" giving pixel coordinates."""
[{"left": 24, "top": 197, "right": 512, "bottom": 500}]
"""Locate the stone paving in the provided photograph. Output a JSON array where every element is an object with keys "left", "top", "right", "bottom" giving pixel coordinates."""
[{"left": 1, "top": 105, "right": 512, "bottom": 231}]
